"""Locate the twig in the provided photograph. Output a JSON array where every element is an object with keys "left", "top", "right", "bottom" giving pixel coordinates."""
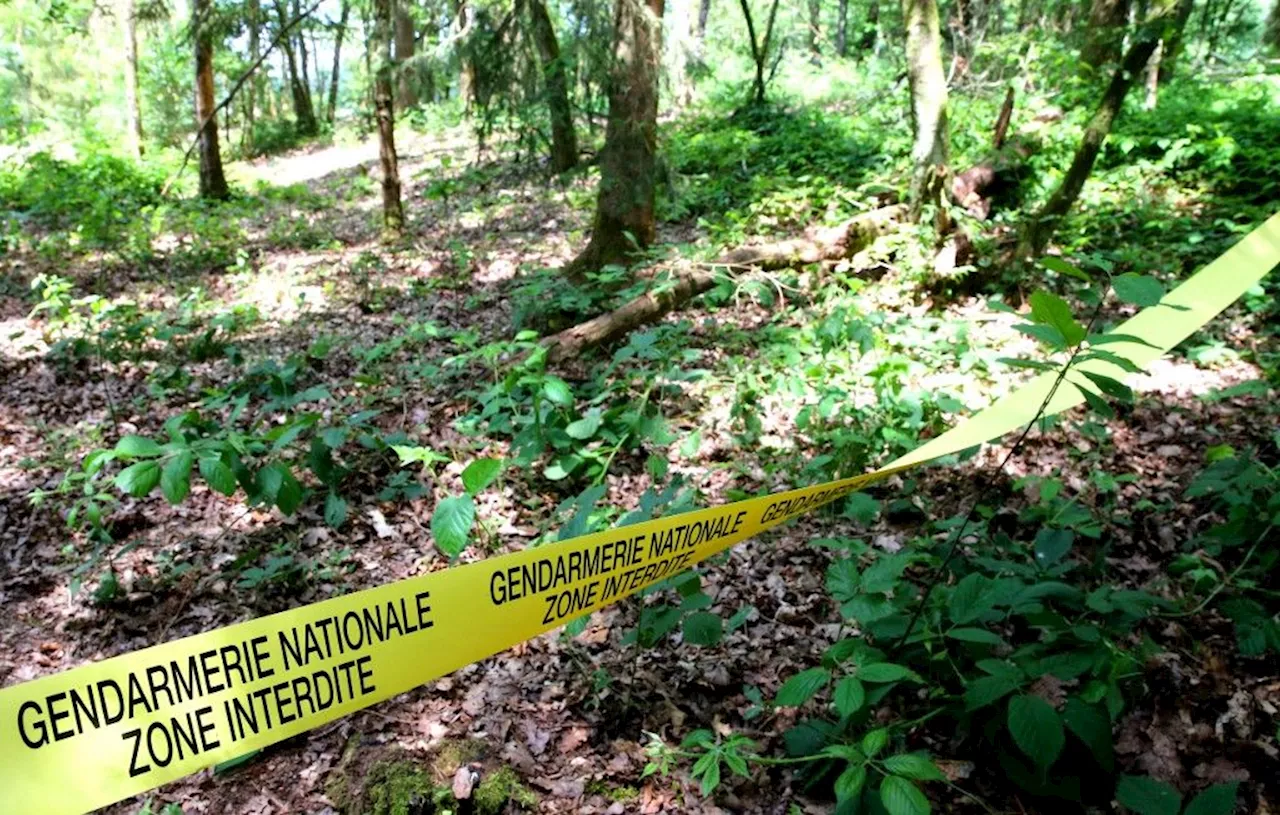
[{"left": 161, "top": 0, "right": 324, "bottom": 196}]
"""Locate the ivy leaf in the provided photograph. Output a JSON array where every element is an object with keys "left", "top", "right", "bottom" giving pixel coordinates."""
[
  {"left": 834, "top": 676, "right": 866, "bottom": 717},
  {"left": 114, "top": 460, "right": 160, "bottom": 498},
  {"left": 431, "top": 495, "right": 476, "bottom": 558},
  {"left": 275, "top": 468, "right": 303, "bottom": 515},
  {"left": 461, "top": 458, "right": 502, "bottom": 495},
  {"left": 115, "top": 435, "right": 163, "bottom": 459},
  {"left": 1112, "top": 273, "right": 1164, "bottom": 307},
  {"left": 1182, "top": 782, "right": 1238, "bottom": 815},
  {"left": 1007, "top": 695, "right": 1065, "bottom": 768},
  {"left": 775, "top": 667, "right": 831, "bottom": 706},
  {"left": 882, "top": 753, "right": 946, "bottom": 781},
  {"left": 1029, "top": 291, "right": 1086, "bottom": 346},
  {"left": 199, "top": 456, "right": 238, "bottom": 496},
  {"left": 682, "top": 612, "right": 723, "bottom": 646},
  {"left": 256, "top": 463, "right": 285, "bottom": 503},
  {"left": 541, "top": 376, "right": 574, "bottom": 406},
  {"left": 1115, "top": 775, "right": 1182, "bottom": 815},
  {"left": 160, "top": 450, "right": 194, "bottom": 505},
  {"left": 324, "top": 492, "right": 348, "bottom": 528},
  {"left": 949, "top": 573, "right": 995, "bottom": 624},
  {"left": 1062, "top": 698, "right": 1113, "bottom": 771},
  {"left": 565, "top": 409, "right": 602, "bottom": 440},
  {"left": 857, "top": 662, "right": 923, "bottom": 683},
  {"left": 880, "top": 776, "right": 931, "bottom": 815},
  {"left": 1034, "top": 528, "right": 1075, "bottom": 567},
  {"left": 834, "top": 764, "right": 867, "bottom": 803}
]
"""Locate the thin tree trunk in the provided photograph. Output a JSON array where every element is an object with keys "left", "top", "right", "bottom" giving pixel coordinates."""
[
  {"left": 698, "top": 0, "right": 712, "bottom": 37},
  {"left": 860, "top": 0, "right": 879, "bottom": 51},
  {"left": 1143, "top": 38, "right": 1162, "bottom": 108},
  {"left": 1021, "top": 32, "right": 1162, "bottom": 255},
  {"left": 329, "top": 0, "right": 351, "bottom": 122},
  {"left": 808, "top": 0, "right": 822, "bottom": 59},
  {"left": 567, "top": 0, "right": 665, "bottom": 274},
  {"left": 1158, "top": 0, "right": 1195, "bottom": 79},
  {"left": 373, "top": 0, "right": 405, "bottom": 238},
  {"left": 739, "top": 0, "right": 781, "bottom": 103},
  {"left": 274, "top": 0, "right": 319, "bottom": 134},
  {"left": 296, "top": 0, "right": 312, "bottom": 95},
  {"left": 836, "top": 0, "right": 849, "bottom": 55},
  {"left": 528, "top": 0, "right": 579, "bottom": 172},
  {"left": 121, "top": 0, "right": 145, "bottom": 157},
  {"left": 395, "top": 0, "right": 417, "bottom": 108},
  {"left": 903, "top": 0, "right": 950, "bottom": 226},
  {"left": 246, "top": 0, "right": 259, "bottom": 153},
  {"left": 454, "top": 0, "right": 476, "bottom": 105},
  {"left": 1081, "top": 0, "right": 1131, "bottom": 67},
  {"left": 194, "top": 0, "right": 230, "bottom": 199}
]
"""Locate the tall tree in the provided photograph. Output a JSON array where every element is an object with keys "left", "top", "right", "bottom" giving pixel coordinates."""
[
  {"left": 697, "top": 0, "right": 712, "bottom": 38},
  {"left": 373, "top": 0, "right": 406, "bottom": 238},
  {"left": 860, "top": 0, "right": 879, "bottom": 51},
  {"left": 568, "top": 0, "right": 665, "bottom": 273},
  {"left": 120, "top": 0, "right": 144, "bottom": 157},
  {"left": 328, "top": 0, "right": 352, "bottom": 122},
  {"left": 836, "top": 0, "right": 849, "bottom": 55},
  {"left": 1080, "top": 0, "right": 1130, "bottom": 67},
  {"left": 394, "top": 0, "right": 417, "bottom": 108},
  {"left": 194, "top": 0, "right": 230, "bottom": 199},
  {"left": 274, "top": 0, "right": 319, "bottom": 134},
  {"left": 1021, "top": 8, "right": 1182, "bottom": 255},
  {"left": 902, "top": 0, "right": 950, "bottom": 224},
  {"left": 245, "top": 0, "right": 260, "bottom": 153},
  {"left": 527, "top": 0, "right": 579, "bottom": 171},
  {"left": 739, "top": 0, "right": 782, "bottom": 104}
]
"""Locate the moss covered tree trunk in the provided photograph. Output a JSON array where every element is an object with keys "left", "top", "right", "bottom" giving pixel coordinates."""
[
  {"left": 528, "top": 0, "right": 579, "bottom": 172},
  {"left": 394, "top": 0, "right": 417, "bottom": 109},
  {"left": 568, "top": 0, "right": 665, "bottom": 274},
  {"left": 1080, "top": 0, "right": 1130, "bottom": 67},
  {"left": 373, "top": 0, "right": 405, "bottom": 239},
  {"left": 122, "top": 0, "right": 144, "bottom": 158},
  {"left": 1021, "top": 32, "right": 1162, "bottom": 255},
  {"left": 903, "top": 0, "right": 950, "bottom": 226},
  {"left": 194, "top": 0, "right": 229, "bottom": 200}
]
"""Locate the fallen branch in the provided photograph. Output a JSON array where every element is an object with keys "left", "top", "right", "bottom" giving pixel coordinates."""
[{"left": 543, "top": 205, "right": 905, "bottom": 362}]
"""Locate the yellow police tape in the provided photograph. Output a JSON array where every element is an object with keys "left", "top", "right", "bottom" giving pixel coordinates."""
[{"left": 3, "top": 212, "right": 1279, "bottom": 815}]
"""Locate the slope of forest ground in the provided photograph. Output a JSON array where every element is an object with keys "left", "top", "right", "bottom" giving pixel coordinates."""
[{"left": 2, "top": 62, "right": 1280, "bottom": 815}]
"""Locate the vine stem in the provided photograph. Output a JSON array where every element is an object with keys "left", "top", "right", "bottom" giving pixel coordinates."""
[{"left": 890, "top": 292, "right": 1109, "bottom": 656}]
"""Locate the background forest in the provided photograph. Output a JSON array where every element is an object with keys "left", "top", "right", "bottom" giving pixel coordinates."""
[{"left": 1, "top": 0, "right": 1279, "bottom": 812}]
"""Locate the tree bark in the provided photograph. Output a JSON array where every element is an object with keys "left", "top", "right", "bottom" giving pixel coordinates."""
[
  {"left": 246, "top": 0, "right": 259, "bottom": 153},
  {"left": 836, "top": 0, "right": 849, "bottom": 55},
  {"left": 860, "top": 0, "right": 879, "bottom": 51},
  {"left": 739, "top": 0, "right": 781, "bottom": 103},
  {"left": 1021, "top": 33, "right": 1161, "bottom": 255},
  {"left": 903, "top": 0, "right": 950, "bottom": 226},
  {"left": 373, "top": 0, "right": 405, "bottom": 239},
  {"left": 567, "top": 0, "right": 665, "bottom": 274},
  {"left": 329, "top": 0, "right": 351, "bottom": 122},
  {"left": 296, "top": 0, "right": 312, "bottom": 96},
  {"left": 1143, "top": 38, "right": 1162, "bottom": 109},
  {"left": 121, "top": 0, "right": 145, "bottom": 157},
  {"left": 528, "top": 0, "right": 579, "bottom": 172},
  {"left": 698, "top": 0, "right": 712, "bottom": 37},
  {"left": 194, "top": 0, "right": 230, "bottom": 199},
  {"left": 1080, "top": 0, "right": 1130, "bottom": 67},
  {"left": 807, "top": 0, "right": 822, "bottom": 59},
  {"left": 1157, "top": 0, "right": 1195, "bottom": 80},
  {"left": 394, "top": 0, "right": 417, "bottom": 108},
  {"left": 546, "top": 206, "right": 905, "bottom": 361},
  {"left": 274, "top": 0, "right": 319, "bottom": 134},
  {"left": 454, "top": 0, "right": 477, "bottom": 105}
]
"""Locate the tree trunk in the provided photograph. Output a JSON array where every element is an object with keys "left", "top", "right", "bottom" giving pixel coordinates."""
[
  {"left": 668, "top": 0, "right": 697, "bottom": 105},
  {"left": 1021, "top": 32, "right": 1162, "bottom": 255},
  {"left": 329, "top": 0, "right": 351, "bottom": 122},
  {"left": 739, "top": 0, "right": 781, "bottom": 103},
  {"left": 528, "top": 0, "right": 579, "bottom": 172},
  {"left": 246, "top": 0, "right": 259, "bottom": 153},
  {"left": 567, "top": 0, "right": 665, "bottom": 274},
  {"left": 698, "top": 0, "right": 712, "bottom": 37},
  {"left": 121, "top": 0, "right": 145, "bottom": 157},
  {"left": 1143, "top": 38, "right": 1162, "bottom": 109},
  {"left": 903, "top": 0, "right": 950, "bottom": 226},
  {"left": 836, "top": 0, "right": 849, "bottom": 55},
  {"left": 808, "top": 0, "right": 822, "bottom": 59},
  {"left": 1158, "top": 0, "right": 1195, "bottom": 80},
  {"left": 454, "top": 0, "right": 476, "bottom": 105},
  {"left": 296, "top": 0, "right": 312, "bottom": 96},
  {"left": 1080, "top": 0, "right": 1130, "bottom": 67},
  {"left": 394, "top": 0, "right": 417, "bottom": 108},
  {"left": 373, "top": 0, "right": 406, "bottom": 238},
  {"left": 275, "top": 0, "right": 319, "bottom": 135},
  {"left": 194, "top": 0, "right": 230, "bottom": 199},
  {"left": 860, "top": 0, "right": 879, "bottom": 52},
  {"left": 547, "top": 206, "right": 904, "bottom": 361}
]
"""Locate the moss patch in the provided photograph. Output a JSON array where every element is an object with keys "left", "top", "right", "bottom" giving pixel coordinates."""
[
  {"left": 430, "top": 738, "right": 485, "bottom": 782},
  {"left": 361, "top": 760, "right": 437, "bottom": 815},
  {"left": 473, "top": 766, "right": 537, "bottom": 814}
]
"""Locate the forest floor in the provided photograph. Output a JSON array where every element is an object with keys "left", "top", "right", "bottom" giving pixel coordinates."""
[{"left": 2, "top": 84, "right": 1280, "bottom": 815}]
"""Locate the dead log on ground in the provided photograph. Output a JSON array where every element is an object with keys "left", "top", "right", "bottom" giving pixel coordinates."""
[
  {"left": 543, "top": 205, "right": 905, "bottom": 362},
  {"left": 952, "top": 105, "right": 1062, "bottom": 220}
]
